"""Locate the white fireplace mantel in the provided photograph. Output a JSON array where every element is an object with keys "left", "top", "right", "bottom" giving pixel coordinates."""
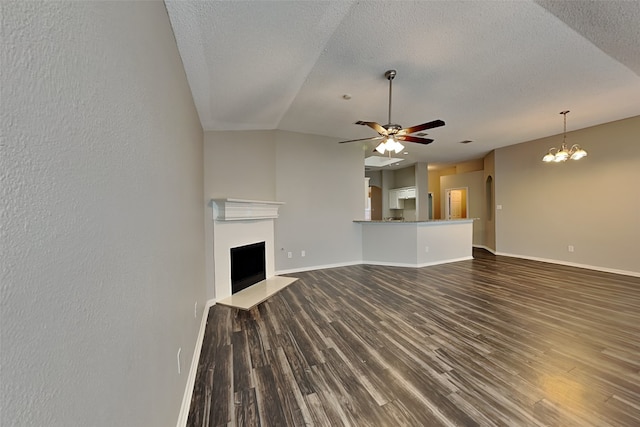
[
  {"left": 211, "top": 198, "right": 285, "bottom": 221},
  {"left": 210, "top": 198, "right": 287, "bottom": 302}
]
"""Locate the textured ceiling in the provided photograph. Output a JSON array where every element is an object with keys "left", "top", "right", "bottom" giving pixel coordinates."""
[{"left": 165, "top": 1, "right": 640, "bottom": 168}]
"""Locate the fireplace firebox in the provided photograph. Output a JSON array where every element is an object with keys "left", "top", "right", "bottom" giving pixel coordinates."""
[{"left": 230, "top": 241, "right": 266, "bottom": 294}]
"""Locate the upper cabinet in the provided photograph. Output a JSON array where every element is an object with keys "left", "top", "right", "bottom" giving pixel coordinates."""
[
  {"left": 389, "top": 186, "right": 416, "bottom": 209},
  {"left": 404, "top": 187, "right": 416, "bottom": 199},
  {"left": 389, "top": 189, "right": 404, "bottom": 209}
]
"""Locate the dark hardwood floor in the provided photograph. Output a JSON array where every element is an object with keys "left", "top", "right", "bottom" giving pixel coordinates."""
[{"left": 187, "top": 249, "right": 640, "bottom": 426}]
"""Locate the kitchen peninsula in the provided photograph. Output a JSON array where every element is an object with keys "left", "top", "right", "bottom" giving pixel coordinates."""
[{"left": 354, "top": 219, "right": 474, "bottom": 267}]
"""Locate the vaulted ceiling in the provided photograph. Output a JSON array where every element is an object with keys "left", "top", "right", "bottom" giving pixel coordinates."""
[{"left": 165, "top": 1, "right": 640, "bottom": 168}]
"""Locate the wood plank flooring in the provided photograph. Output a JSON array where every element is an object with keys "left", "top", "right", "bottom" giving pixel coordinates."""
[{"left": 187, "top": 250, "right": 640, "bottom": 426}]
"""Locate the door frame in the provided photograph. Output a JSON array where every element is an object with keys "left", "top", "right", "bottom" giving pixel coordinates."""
[{"left": 444, "top": 187, "right": 469, "bottom": 220}]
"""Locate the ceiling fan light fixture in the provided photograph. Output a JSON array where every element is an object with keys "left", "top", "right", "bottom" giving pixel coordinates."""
[
  {"left": 337, "top": 70, "right": 445, "bottom": 155},
  {"left": 376, "top": 137, "right": 404, "bottom": 154}
]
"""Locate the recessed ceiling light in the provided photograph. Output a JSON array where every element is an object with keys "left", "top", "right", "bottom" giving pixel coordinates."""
[
  {"left": 459, "top": 140, "right": 473, "bottom": 144},
  {"left": 416, "top": 132, "right": 428, "bottom": 137},
  {"left": 342, "top": 94, "right": 352, "bottom": 100},
  {"left": 403, "top": 152, "right": 408, "bottom": 154}
]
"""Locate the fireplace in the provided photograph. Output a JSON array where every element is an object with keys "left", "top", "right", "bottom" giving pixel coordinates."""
[
  {"left": 231, "top": 241, "right": 266, "bottom": 294},
  {"left": 209, "top": 198, "right": 285, "bottom": 300},
  {"left": 209, "top": 198, "right": 297, "bottom": 308}
]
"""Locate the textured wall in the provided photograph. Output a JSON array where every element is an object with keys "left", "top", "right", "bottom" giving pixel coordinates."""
[
  {"left": 495, "top": 116, "right": 640, "bottom": 275},
  {"left": 203, "top": 130, "right": 276, "bottom": 300},
  {"left": 274, "top": 130, "right": 364, "bottom": 272},
  {"left": 203, "top": 129, "right": 363, "bottom": 284},
  {"left": 1, "top": 2, "right": 205, "bottom": 426}
]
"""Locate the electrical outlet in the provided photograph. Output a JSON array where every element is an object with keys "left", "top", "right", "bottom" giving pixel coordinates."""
[
  {"left": 568, "top": 245, "right": 574, "bottom": 252},
  {"left": 287, "top": 251, "right": 292, "bottom": 259},
  {"left": 496, "top": 204, "right": 503, "bottom": 210},
  {"left": 177, "top": 348, "right": 182, "bottom": 374},
  {"left": 301, "top": 250, "right": 306, "bottom": 257},
  {"left": 425, "top": 246, "right": 429, "bottom": 253}
]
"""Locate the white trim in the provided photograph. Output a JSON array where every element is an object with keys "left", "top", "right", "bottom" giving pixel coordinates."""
[
  {"left": 276, "top": 260, "right": 362, "bottom": 275},
  {"left": 276, "top": 257, "right": 474, "bottom": 274},
  {"left": 364, "top": 256, "right": 473, "bottom": 268},
  {"left": 496, "top": 252, "right": 640, "bottom": 278},
  {"left": 416, "top": 256, "right": 473, "bottom": 267},
  {"left": 211, "top": 198, "right": 284, "bottom": 221},
  {"left": 176, "top": 298, "right": 216, "bottom": 427},
  {"left": 473, "top": 244, "right": 496, "bottom": 254}
]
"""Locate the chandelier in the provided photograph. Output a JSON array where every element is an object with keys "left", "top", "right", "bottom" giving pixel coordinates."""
[{"left": 542, "top": 110, "right": 587, "bottom": 162}]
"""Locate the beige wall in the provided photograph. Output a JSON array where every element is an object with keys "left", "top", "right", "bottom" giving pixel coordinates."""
[
  {"left": 495, "top": 115, "right": 640, "bottom": 275},
  {"left": 441, "top": 171, "right": 486, "bottom": 247},
  {"left": 484, "top": 151, "right": 496, "bottom": 250},
  {"left": 429, "top": 166, "right": 457, "bottom": 219},
  {"left": 457, "top": 158, "right": 484, "bottom": 174}
]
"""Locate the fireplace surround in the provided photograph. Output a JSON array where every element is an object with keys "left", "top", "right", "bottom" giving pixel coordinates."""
[{"left": 210, "top": 199, "right": 285, "bottom": 301}]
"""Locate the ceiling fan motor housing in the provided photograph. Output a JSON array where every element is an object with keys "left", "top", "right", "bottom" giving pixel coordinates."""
[{"left": 384, "top": 124, "right": 402, "bottom": 134}]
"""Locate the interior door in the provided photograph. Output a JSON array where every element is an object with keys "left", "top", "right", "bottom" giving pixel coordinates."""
[{"left": 445, "top": 188, "right": 468, "bottom": 219}]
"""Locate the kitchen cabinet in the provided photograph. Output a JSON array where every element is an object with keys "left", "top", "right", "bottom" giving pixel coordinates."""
[
  {"left": 404, "top": 187, "right": 416, "bottom": 199},
  {"left": 389, "top": 189, "right": 404, "bottom": 209},
  {"left": 389, "top": 186, "right": 416, "bottom": 209}
]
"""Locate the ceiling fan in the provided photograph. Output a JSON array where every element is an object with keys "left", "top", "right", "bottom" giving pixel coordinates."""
[{"left": 339, "top": 70, "right": 445, "bottom": 154}]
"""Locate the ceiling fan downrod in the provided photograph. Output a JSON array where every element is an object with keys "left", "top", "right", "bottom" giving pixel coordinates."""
[{"left": 385, "top": 69, "right": 396, "bottom": 126}]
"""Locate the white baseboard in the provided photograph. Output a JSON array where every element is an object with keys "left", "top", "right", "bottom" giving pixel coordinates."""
[
  {"left": 277, "top": 257, "right": 475, "bottom": 273},
  {"left": 363, "top": 256, "right": 473, "bottom": 268},
  {"left": 495, "top": 252, "right": 640, "bottom": 278},
  {"left": 417, "top": 256, "right": 473, "bottom": 267},
  {"left": 359, "top": 260, "right": 421, "bottom": 268},
  {"left": 276, "top": 260, "right": 362, "bottom": 275},
  {"left": 176, "top": 298, "right": 216, "bottom": 427}
]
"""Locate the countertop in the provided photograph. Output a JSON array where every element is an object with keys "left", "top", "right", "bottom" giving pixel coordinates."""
[{"left": 354, "top": 219, "right": 476, "bottom": 224}]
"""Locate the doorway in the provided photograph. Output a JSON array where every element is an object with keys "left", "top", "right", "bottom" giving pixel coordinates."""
[{"left": 445, "top": 187, "right": 468, "bottom": 219}]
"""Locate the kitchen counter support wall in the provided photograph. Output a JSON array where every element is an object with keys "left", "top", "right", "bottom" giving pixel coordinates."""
[{"left": 358, "top": 220, "right": 474, "bottom": 267}]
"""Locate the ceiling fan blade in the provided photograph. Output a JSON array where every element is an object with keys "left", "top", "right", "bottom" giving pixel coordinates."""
[
  {"left": 400, "top": 119, "right": 445, "bottom": 135},
  {"left": 397, "top": 135, "right": 434, "bottom": 145},
  {"left": 355, "top": 121, "right": 388, "bottom": 135},
  {"left": 338, "top": 136, "right": 384, "bottom": 144}
]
